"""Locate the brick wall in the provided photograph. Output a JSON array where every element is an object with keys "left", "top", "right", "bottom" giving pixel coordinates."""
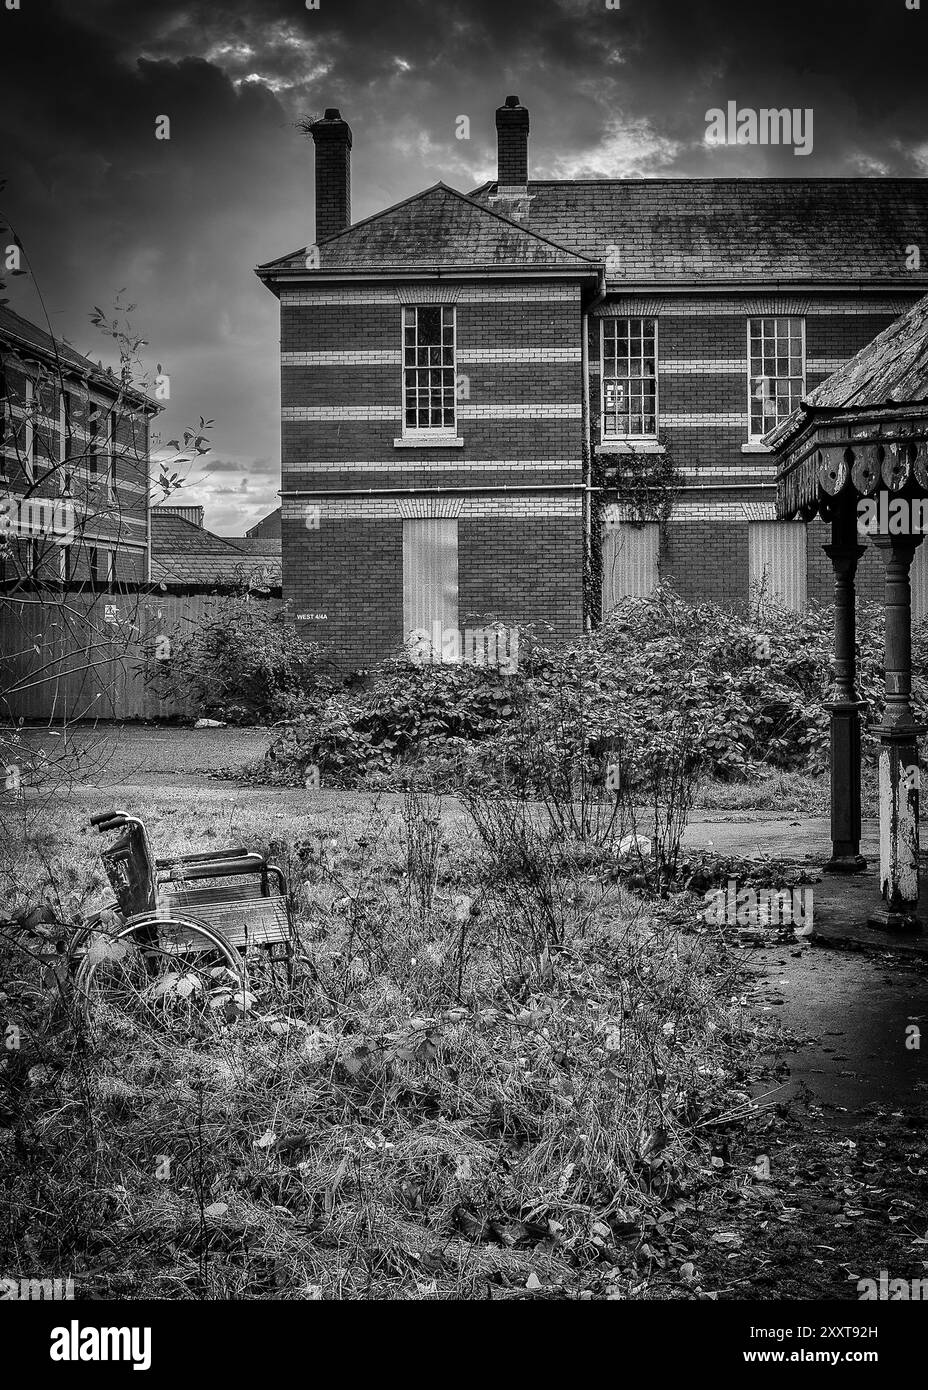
[
  {"left": 591, "top": 291, "right": 923, "bottom": 612},
  {"left": 459, "top": 518, "right": 584, "bottom": 639},
  {"left": 282, "top": 515, "right": 403, "bottom": 669},
  {"left": 280, "top": 279, "right": 585, "bottom": 667},
  {"left": 660, "top": 520, "right": 751, "bottom": 607},
  {"left": 276, "top": 280, "right": 922, "bottom": 661}
]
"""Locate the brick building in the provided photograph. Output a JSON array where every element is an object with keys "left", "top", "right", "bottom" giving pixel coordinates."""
[
  {"left": 151, "top": 505, "right": 282, "bottom": 592},
  {"left": 246, "top": 507, "right": 282, "bottom": 539},
  {"left": 0, "top": 306, "right": 155, "bottom": 587},
  {"left": 256, "top": 99, "right": 928, "bottom": 670}
]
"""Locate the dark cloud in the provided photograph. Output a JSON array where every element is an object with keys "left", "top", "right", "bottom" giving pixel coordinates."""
[{"left": 2, "top": 0, "right": 926, "bottom": 529}]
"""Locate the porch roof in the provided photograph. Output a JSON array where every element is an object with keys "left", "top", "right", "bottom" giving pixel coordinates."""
[{"left": 768, "top": 293, "right": 928, "bottom": 520}]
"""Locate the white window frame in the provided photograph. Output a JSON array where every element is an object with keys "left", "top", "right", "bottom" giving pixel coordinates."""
[
  {"left": 58, "top": 390, "right": 73, "bottom": 494},
  {"left": 106, "top": 408, "right": 116, "bottom": 502},
  {"left": 401, "top": 305, "right": 458, "bottom": 440},
  {"left": 600, "top": 317, "right": 659, "bottom": 442},
  {"left": 24, "top": 377, "right": 36, "bottom": 485},
  {"left": 747, "top": 316, "right": 806, "bottom": 441}
]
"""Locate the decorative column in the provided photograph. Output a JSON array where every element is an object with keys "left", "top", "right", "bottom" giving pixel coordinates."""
[
  {"left": 869, "top": 533, "right": 924, "bottom": 930},
  {"left": 823, "top": 498, "right": 867, "bottom": 872}
]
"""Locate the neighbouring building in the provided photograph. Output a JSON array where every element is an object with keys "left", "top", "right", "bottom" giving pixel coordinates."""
[
  {"left": 0, "top": 305, "right": 156, "bottom": 587},
  {"left": 256, "top": 99, "right": 928, "bottom": 671},
  {"left": 246, "top": 506, "right": 282, "bottom": 539},
  {"left": 151, "top": 506, "right": 282, "bottom": 592}
]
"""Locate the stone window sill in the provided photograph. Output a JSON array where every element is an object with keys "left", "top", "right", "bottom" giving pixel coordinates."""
[
  {"left": 596, "top": 440, "right": 665, "bottom": 455},
  {"left": 742, "top": 442, "right": 772, "bottom": 454},
  {"left": 393, "top": 434, "right": 464, "bottom": 449}
]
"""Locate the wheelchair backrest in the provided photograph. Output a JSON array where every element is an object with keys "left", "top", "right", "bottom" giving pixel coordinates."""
[{"left": 101, "top": 822, "right": 157, "bottom": 918}]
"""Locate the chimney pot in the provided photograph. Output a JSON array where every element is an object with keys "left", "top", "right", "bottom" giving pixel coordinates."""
[
  {"left": 309, "top": 109, "right": 352, "bottom": 244},
  {"left": 495, "top": 95, "right": 529, "bottom": 187}
]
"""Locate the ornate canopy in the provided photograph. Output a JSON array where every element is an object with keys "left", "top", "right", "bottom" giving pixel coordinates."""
[{"left": 770, "top": 292, "right": 928, "bottom": 521}]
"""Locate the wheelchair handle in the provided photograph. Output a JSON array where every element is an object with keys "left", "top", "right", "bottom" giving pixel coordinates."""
[{"left": 90, "top": 812, "right": 129, "bottom": 832}]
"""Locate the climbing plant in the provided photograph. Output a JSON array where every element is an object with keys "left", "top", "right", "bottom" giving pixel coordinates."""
[{"left": 586, "top": 432, "right": 685, "bottom": 627}]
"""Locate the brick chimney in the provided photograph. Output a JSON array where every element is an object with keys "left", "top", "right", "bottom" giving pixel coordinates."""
[
  {"left": 495, "top": 95, "right": 529, "bottom": 188},
  {"left": 309, "top": 108, "right": 352, "bottom": 244}
]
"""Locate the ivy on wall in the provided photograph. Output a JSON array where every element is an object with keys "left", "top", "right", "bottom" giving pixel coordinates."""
[{"left": 585, "top": 432, "right": 684, "bottom": 628}]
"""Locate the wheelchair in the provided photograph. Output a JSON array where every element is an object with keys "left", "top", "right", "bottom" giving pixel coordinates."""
[{"left": 69, "top": 811, "right": 293, "bottom": 1030}]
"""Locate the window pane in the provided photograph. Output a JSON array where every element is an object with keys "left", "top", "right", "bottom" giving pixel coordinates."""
[{"left": 418, "top": 307, "right": 442, "bottom": 343}]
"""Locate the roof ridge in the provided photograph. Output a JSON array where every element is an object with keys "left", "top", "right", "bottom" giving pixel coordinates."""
[
  {"left": 0, "top": 305, "right": 157, "bottom": 409},
  {"left": 493, "top": 177, "right": 928, "bottom": 187},
  {"left": 257, "top": 180, "right": 599, "bottom": 274},
  {"left": 437, "top": 182, "right": 598, "bottom": 263}
]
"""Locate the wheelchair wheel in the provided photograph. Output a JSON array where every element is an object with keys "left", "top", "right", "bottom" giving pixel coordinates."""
[
  {"left": 74, "top": 913, "right": 248, "bottom": 1036},
  {"left": 65, "top": 901, "right": 121, "bottom": 974}
]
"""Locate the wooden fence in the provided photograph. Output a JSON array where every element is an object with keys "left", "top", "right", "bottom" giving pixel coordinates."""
[{"left": 0, "top": 590, "right": 283, "bottom": 721}]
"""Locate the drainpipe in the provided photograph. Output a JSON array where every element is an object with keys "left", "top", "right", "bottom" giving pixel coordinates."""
[{"left": 582, "top": 269, "right": 607, "bottom": 630}]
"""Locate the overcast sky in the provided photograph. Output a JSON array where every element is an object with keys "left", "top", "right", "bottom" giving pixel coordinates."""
[{"left": 1, "top": 0, "right": 926, "bottom": 532}]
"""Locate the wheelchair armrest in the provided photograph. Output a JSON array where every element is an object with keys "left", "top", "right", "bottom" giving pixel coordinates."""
[
  {"left": 164, "top": 857, "right": 268, "bottom": 883},
  {"left": 155, "top": 846, "right": 256, "bottom": 869}
]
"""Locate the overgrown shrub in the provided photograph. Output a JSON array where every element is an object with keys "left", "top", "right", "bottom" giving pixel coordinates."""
[
  {"left": 146, "top": 593, "right": 330, "bottom": 724},
  {"left": 261, "top": 585, "right": 928, "bottom": 791},
  {"left": 265, "top": 657, "right": 523, "bottom": 785}
]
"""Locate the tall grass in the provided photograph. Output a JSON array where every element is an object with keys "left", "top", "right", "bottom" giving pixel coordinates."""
[{"left": 0, "top": 792, "right": 764, "bottom": 1299}]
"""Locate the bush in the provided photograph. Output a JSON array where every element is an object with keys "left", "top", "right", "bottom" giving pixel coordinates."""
[
  {"left": 147, "top": 593, "right": 330, "bottom": 724},
  {"left": 261, "top": 585, "right": 928, "bottom": 791},
  {"left": 264, "top": 656, "right": 522, "bottom": 786}
]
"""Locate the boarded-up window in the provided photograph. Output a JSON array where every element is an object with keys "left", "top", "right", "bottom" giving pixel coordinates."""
[
  {"left": 602, "top": 521, "right": 659, "bottom": 617},
  {"left": 748, "top": 521, "right": 807, "bottom": 610},
  {"left": 402, "top": 519, "right": 459, "bottom": 652}
]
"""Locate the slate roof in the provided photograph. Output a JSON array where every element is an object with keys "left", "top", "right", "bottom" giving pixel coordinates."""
[
  {"left": 256, "top": 183, "right": 597, "bottom": 279},
  {"left": 467, "top": 179, "right": 928, "bottom": 285},
  {"left": 0, "top": 305, "right": 157, "bottom": 410},
  {"left": 150, "top": 511, "right": 282, "bottom": 587},
  {"left": 766, "top": 292, "right": 928, "bottom": 452}
]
